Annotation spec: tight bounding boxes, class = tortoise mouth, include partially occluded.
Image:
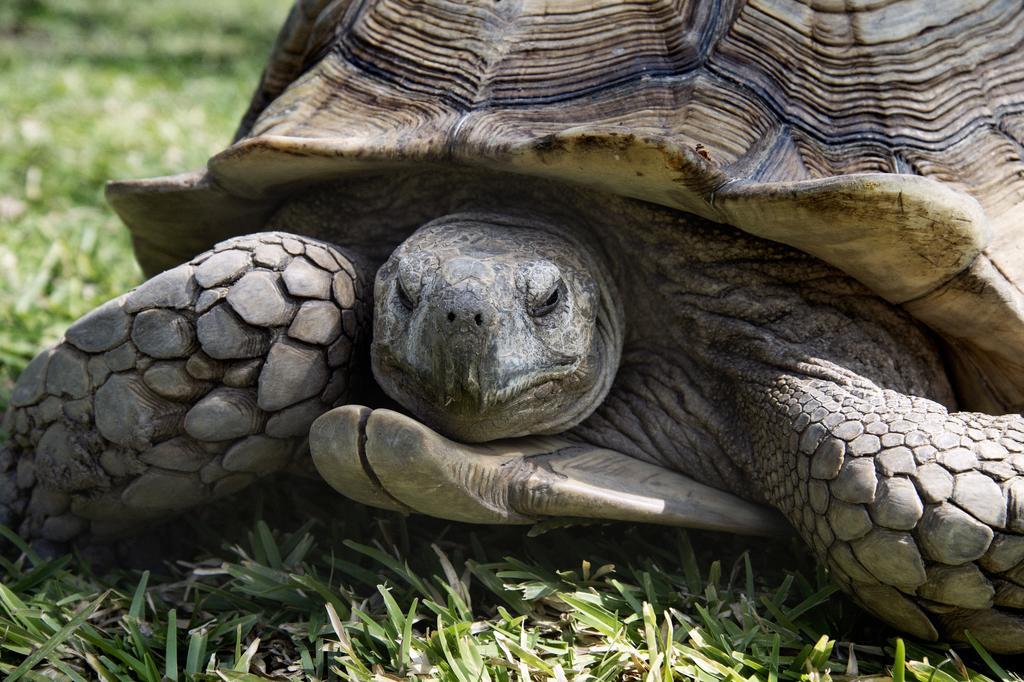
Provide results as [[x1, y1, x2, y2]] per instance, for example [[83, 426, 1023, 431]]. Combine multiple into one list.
[[371, 350, 583, 442]]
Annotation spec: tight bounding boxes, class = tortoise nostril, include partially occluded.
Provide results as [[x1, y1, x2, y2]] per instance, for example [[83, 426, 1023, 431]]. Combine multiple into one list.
[[474, 313, 483, 326], [447, 312, 456, 323]]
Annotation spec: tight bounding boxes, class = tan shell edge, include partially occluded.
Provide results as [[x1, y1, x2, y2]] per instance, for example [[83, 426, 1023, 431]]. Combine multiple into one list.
[[106, 131, 1021, 412], [106, 171, 277, 277], [198, 132, 993, 304]]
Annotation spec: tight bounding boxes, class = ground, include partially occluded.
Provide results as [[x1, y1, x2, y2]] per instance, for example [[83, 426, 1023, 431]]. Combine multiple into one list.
[[0, 0, 1020, 679]]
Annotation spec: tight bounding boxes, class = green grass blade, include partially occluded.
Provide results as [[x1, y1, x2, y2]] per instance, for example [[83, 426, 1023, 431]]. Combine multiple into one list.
[[164, 609, 178, 681], [964, 630, 1013, 681], [343, 540, 440, 600], [399, 597, 419, 673], [6, 592, 106, 682], [0, 524, 43, 565], [892, 638, 906, 682], [466, 560, 531, 616], [49, 658, 91, 682], [184, 628, 208, 675], [255, 520, 282, 570], [127, 570, 149, 622]]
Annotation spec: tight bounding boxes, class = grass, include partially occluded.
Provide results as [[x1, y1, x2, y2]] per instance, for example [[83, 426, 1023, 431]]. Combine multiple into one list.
[[0, 503, 1020, 682], [1, 495, 1016, 681], [0, 0, 282, 394], [0, 0, 1021, 679]]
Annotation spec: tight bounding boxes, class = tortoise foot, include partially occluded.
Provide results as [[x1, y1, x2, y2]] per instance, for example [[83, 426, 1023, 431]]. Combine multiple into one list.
[[764, 379, 1024, 653], [310, 405, 789, 535], [1, 232, 369, 547]]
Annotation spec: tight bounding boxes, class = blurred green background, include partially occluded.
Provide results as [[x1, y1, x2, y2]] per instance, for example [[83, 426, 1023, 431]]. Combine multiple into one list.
[[0, 0, 291, 407]]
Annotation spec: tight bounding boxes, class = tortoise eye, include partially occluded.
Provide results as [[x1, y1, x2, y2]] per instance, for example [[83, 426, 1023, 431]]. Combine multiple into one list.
[[396, 278, 416, 310], [530, 283, 561, 317], [395, 252, 437, 311]]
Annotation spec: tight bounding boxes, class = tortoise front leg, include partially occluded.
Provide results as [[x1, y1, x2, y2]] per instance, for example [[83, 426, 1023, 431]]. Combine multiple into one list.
[[1, 232, 369, 552], [308, 404, 790, 536], [739, 373, 1024, 653]]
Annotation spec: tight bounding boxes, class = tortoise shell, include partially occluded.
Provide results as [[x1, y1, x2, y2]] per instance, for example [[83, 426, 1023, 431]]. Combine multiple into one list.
[[107, 0, 1024, 414]]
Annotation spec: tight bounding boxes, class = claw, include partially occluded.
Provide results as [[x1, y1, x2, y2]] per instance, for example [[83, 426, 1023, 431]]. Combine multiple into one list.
[[310, 405, 791, 535], [308, 405, 411, 513]]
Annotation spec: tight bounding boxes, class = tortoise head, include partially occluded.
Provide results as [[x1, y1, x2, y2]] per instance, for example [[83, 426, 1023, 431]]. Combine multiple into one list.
[[370, 214, 623, 442]]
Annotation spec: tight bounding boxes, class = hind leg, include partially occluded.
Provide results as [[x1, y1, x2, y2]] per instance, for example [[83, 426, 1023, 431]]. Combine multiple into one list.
[[1, 232, 369, 552]]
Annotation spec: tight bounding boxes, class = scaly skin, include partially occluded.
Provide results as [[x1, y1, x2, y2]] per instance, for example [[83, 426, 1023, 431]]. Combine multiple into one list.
[[1, 233, 369, 552], [740, 372, 1024, 649]]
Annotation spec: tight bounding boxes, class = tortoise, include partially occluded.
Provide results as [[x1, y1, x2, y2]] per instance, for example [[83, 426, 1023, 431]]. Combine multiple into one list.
[[3, 0, 1024, 653]]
